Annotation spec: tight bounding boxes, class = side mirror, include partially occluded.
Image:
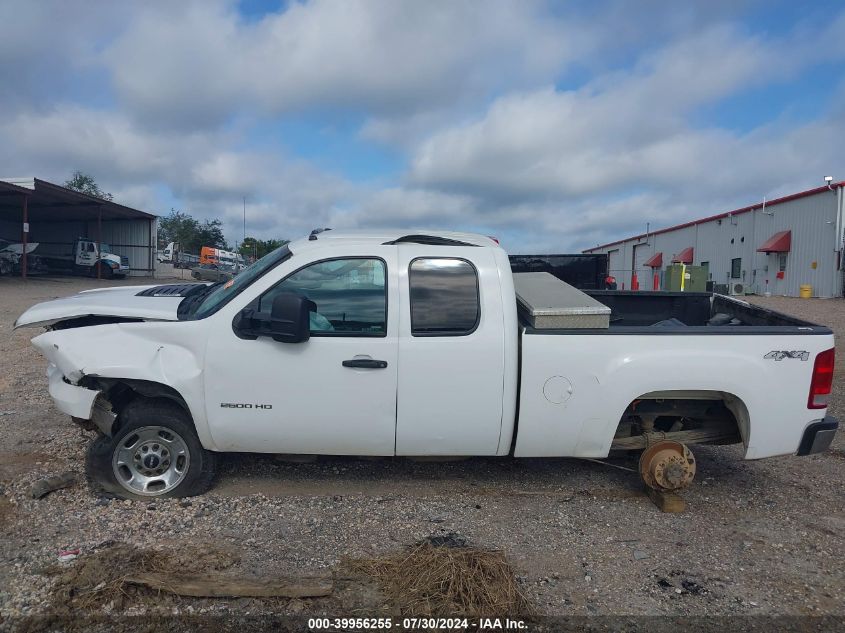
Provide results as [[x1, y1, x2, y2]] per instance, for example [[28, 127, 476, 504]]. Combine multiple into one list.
[[268, 292, 315, 343], [234, 292, 316, 343]]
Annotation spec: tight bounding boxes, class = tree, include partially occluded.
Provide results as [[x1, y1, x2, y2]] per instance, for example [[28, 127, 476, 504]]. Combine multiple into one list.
[[158, 209, 231, 253], [195, 219, 228, 251], [157, 210, 199, 251], [64, 171, 113, 201], [240, 236, 289, 260]]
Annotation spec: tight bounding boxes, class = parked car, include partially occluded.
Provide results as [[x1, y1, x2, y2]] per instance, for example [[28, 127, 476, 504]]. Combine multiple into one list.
[[190, 263, 236, 282], [15, 229, 837, 499]]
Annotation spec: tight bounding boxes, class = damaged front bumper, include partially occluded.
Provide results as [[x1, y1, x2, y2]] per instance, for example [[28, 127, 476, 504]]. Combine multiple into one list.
[[47, 364, 115, 435]]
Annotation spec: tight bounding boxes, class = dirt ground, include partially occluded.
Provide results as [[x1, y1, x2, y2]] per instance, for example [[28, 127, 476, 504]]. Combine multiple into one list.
[[1, 275, 844, 625]]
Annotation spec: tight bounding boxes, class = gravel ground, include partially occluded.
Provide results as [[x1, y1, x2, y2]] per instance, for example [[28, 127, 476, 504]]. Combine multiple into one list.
[[1, 276, 844, 624]]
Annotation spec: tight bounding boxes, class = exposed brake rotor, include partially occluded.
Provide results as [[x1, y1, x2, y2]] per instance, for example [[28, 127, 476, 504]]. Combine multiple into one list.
[[639, 440, 696, 492]]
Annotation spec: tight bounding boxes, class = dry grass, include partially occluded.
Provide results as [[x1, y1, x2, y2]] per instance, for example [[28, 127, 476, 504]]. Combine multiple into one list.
[[44, 537, 532, 619], [344, 536, 532, 617]]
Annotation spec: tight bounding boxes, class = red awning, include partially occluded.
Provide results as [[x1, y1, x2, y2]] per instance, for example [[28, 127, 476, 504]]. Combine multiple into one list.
[[757, 230, 791, 253], [672, 247, 694, 264], [644, 252, 663, 267]]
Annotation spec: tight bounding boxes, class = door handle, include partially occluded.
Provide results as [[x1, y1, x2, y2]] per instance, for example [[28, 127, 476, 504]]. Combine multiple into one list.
[[342, 359, 388, 369]]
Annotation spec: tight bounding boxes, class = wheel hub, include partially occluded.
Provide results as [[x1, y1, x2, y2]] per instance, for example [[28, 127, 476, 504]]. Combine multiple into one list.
[[136, 441, 170, 475], [639, 440, 696, 492], [112, 426, 190, 496]]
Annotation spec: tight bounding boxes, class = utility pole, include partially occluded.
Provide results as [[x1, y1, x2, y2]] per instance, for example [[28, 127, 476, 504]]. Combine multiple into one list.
[[243, 196, 246, 245]]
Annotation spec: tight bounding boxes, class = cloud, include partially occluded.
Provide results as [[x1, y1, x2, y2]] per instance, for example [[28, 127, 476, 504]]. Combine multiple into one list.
[[101, 0, 577, 131], [402, 20, 845, 248], [0, 104, 353, 241], [1, 2, 844, 254], [0, 106, 219, 182], [0, 1, 124, 109]]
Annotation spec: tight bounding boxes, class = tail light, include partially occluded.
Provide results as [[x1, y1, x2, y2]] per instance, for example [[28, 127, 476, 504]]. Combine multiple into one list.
[[808, 348, 835, 409], [487, 236, 500, 244]]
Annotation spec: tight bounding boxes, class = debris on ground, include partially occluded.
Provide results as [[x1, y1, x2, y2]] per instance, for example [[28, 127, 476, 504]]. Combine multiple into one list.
[[344, 534, 531, 616], [681, 579, 706, 595], [45, 542, 240, 611], [29, 472, 76, 499], [58, 549, 80, 563], [421, 532, 468, 548], [125, 571, 333, 598]]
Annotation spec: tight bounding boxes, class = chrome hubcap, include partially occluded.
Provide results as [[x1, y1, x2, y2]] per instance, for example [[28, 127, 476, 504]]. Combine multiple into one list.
[[112, 426, 190, 496]]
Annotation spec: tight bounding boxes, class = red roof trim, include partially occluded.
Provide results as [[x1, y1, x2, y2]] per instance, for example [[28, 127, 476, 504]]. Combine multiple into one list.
[[584, 182, 843, 252], [644, 252, 663, 267], [671, 247, 694, 264], [757, 230, 791, 253]]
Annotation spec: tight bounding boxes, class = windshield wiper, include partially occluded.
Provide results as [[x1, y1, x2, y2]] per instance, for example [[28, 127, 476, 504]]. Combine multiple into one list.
[[177, 282, 223, 320]]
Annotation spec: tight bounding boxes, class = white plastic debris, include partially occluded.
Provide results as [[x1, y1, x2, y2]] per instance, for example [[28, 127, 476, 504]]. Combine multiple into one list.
[[58, 548, 80, 562]]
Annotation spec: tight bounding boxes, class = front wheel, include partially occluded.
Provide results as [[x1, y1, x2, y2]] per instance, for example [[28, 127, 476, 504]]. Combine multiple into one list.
[[90, 263, 113, 279], [86, 399, 217, 499]]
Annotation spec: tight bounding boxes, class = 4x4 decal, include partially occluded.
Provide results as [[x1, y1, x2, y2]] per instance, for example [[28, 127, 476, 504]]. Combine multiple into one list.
[[764, 350, 809, 361]]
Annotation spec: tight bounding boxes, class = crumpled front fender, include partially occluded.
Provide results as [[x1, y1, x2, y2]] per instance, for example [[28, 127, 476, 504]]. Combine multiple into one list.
[[31, 321, 212, 447]]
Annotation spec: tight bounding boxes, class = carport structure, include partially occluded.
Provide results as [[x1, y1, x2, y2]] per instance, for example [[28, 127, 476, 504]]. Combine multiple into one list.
[[0, 178, 157, 278]]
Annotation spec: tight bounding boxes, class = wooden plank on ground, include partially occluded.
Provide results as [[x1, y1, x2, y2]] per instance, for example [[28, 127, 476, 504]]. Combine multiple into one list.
[[646, 487, 686, 513], [125, 572, 333, 598]]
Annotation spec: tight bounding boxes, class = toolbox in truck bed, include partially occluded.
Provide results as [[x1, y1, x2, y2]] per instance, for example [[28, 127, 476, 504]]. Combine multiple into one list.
[[513, 272, 611, 329]]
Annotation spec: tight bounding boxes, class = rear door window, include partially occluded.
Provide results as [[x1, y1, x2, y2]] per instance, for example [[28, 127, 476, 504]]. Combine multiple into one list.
[[409, 258, 479, 336]]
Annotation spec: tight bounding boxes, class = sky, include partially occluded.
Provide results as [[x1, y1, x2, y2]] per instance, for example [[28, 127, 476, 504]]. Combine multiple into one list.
[[1, 0, 844, 253]]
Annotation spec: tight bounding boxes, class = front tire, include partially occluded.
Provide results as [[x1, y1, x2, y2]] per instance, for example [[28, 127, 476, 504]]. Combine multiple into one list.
[[86, 399, 217, 499], [90, 263, 113, 279]]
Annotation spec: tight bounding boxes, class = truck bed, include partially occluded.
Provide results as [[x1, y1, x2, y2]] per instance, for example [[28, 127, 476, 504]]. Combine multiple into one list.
[[520, 291, 830, 335]]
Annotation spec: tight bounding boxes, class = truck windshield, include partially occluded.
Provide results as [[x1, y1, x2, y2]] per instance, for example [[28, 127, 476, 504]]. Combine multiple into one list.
[[187, 244, 291, 320]]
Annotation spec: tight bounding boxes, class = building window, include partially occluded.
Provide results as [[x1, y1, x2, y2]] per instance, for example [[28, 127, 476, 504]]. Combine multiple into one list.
[[409, 258, 480, 336], [778, 253, 787, 272], [731, 257, 742, 279]]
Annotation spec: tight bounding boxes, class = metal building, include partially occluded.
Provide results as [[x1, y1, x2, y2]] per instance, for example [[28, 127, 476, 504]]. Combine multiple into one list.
[[584, 182, 845, 297], [0, 177, 157, 277]]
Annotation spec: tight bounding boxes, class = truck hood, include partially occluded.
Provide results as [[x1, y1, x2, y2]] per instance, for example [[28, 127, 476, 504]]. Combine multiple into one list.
[[14, 283, 205, 328]]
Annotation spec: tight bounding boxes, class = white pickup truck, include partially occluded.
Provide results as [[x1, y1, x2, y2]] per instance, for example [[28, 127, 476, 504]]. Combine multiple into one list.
[[15, 230, 838, 500]]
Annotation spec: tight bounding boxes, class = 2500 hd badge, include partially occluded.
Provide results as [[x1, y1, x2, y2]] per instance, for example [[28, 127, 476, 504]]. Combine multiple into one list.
[[220, 403, 273, 409]]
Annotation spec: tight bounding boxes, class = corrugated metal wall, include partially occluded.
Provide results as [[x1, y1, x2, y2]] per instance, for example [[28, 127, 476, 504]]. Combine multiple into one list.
[[586, 189, 842, 297], [85, 218, 156, 276], [1, 217, 156, 277], [0, 218, 20, 242]]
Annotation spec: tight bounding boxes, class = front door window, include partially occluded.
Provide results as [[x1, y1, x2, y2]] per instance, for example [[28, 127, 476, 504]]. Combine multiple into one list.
[[258, 258, 387, 336]]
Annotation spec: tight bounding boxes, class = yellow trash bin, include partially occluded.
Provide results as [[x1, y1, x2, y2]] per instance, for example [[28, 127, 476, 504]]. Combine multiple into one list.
[[799, 284, 813, 299]]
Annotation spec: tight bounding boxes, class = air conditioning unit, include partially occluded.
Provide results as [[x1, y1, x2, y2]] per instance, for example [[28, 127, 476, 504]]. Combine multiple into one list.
[[729, 281, 746, 296]]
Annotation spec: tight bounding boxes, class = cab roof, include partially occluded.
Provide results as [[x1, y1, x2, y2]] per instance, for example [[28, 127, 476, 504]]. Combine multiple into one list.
[[288, 229, 500, 254]]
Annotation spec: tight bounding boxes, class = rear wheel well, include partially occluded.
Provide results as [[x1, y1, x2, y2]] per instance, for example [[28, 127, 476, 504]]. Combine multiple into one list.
[[612, 391, 746, 450]]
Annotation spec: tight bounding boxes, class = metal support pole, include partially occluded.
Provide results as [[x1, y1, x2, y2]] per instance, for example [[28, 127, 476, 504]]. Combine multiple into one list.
[[21, 194, 28, 279], [149, 218, 154, 278], [97, 206, 102, 280]]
